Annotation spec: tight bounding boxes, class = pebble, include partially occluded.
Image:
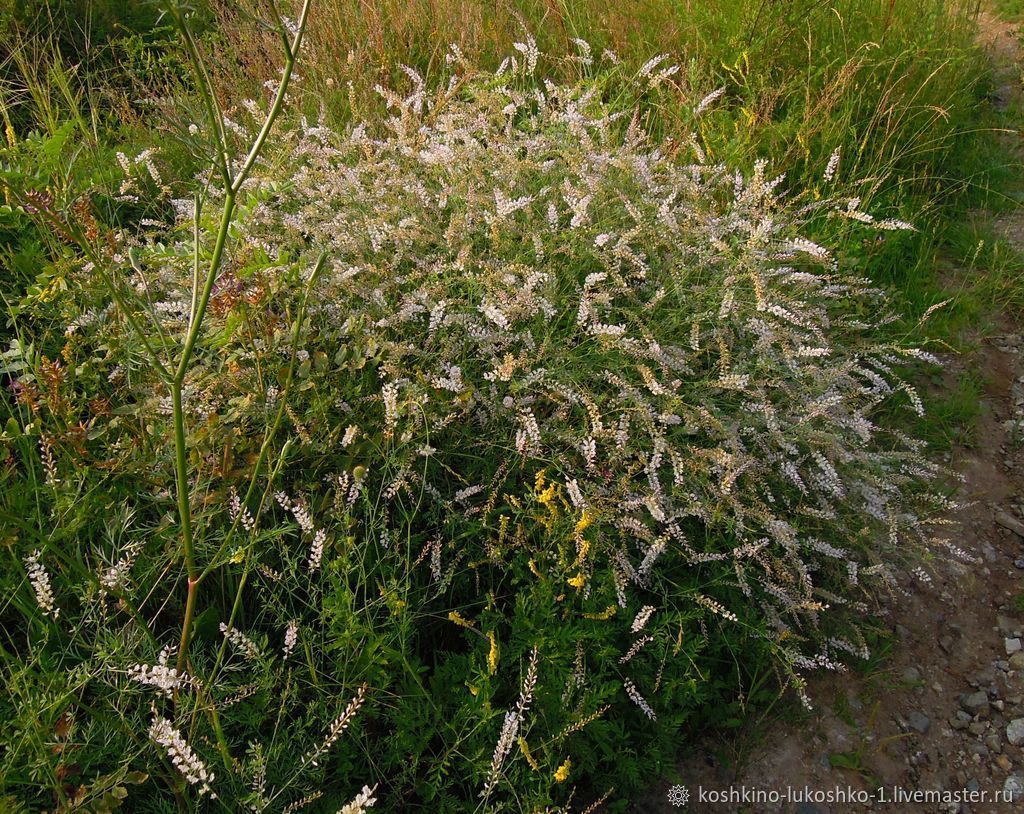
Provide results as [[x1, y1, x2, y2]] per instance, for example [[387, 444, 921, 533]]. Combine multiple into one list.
[[1009, 652, 1024, 671], [996, 754, 1014, 772], [1005, 775, 1024, 803], [902, 666, 922, 683], [998, 616, 1023, 638], [995, 510, 1024, 538], [961, 691, 991, 717], [907, 711, 932, 734], [1006, 638, 1022, 655], [967, 742, 990, 760], [970, 667, 996, 687], [1008, 718, 1024, 746]]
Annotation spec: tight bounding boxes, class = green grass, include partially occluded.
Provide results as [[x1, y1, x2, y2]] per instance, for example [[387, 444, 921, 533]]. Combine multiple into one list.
[[994, 0, 1024, 22]]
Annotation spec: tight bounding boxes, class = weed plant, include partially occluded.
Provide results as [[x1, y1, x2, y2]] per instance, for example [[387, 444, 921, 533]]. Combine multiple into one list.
[[0, 8, 969, 806]]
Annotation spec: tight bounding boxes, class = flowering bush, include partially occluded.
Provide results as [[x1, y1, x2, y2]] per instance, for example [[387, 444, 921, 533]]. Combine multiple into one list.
[[3, 45, 959, 812]]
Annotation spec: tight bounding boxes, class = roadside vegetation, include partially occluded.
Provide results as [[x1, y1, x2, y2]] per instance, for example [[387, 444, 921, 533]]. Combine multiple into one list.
[[0, 1, 1019, 812]]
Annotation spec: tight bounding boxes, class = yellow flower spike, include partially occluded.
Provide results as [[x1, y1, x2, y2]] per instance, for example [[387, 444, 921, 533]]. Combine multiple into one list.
[[229, 548, 245, 564], [448, 610, 475, 629], [575, 537, 590, 565], [573, 509, 592, 536], [554, 758, 571, 783], [486, 630, 499, 675], [537, 483, 556, 509], [528, 559, 544, 579], [583, 604, 618, 620], [518, 737, 539, 771], [534, 468, 546, 493], [567, 572, 586, 590]]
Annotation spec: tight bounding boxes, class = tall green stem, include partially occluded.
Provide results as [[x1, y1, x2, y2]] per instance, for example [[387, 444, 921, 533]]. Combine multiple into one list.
[[168, 0, 313, 682]]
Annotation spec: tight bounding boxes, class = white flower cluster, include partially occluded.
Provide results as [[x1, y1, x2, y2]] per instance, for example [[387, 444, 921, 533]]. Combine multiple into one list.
[[623, 677, 656, 721], [148, 714, 216, 797], [129, 646, 185, 697], [220, 622, 262, 661], [306, 684, 367, 768], [482, 647, 538, 797], [283, 620, 299, 659], [25, 550, 59, 619], [337, 785, 378, 814]]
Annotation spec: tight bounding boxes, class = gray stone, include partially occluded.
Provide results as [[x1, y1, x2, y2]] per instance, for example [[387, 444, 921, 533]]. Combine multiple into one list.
[[1008, 718, 1024, 745], [961, 691, 991, 717], [970, 667, 996, 687], [1009, 652, 1024, 671], [1003, 775, 1024, 804], [907, 711, 931, 734], [968, 721, 988, 735], [1006, 638, 1022, 655], [902, 666, 922, 683], [995, 510, 1024, 538], [966, 742, 990, 759]]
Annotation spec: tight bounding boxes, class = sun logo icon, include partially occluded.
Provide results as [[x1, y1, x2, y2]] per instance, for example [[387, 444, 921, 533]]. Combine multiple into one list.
[[667, 784, 690, 807]]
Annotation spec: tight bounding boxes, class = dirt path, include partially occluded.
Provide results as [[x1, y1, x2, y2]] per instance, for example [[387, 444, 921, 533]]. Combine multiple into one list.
[[645, 8, 1024, 814]]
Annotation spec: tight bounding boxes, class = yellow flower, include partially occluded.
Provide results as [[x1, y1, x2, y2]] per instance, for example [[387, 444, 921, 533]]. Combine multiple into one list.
[[486, 630, 499, 675], [448, 610, 474, 629], [583, 604, 618, 620], [518, 737, 539, 770], [554, 758, 571, 782], [567, 572, 586, 589], [574, 509, 593, 535]]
